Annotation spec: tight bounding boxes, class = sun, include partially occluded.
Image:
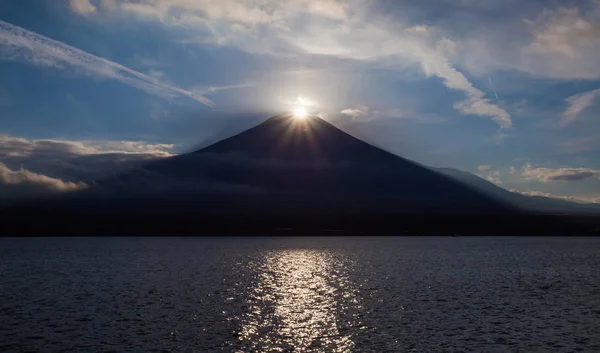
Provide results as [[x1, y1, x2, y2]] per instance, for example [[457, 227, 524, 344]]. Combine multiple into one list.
[[294, 107, 307, 119]]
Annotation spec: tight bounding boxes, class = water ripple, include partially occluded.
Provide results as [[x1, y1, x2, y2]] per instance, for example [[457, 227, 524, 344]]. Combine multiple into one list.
[[0, 236, 599, 352]]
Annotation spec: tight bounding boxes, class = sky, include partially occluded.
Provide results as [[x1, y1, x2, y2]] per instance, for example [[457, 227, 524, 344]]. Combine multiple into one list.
[[1, 0, 599, 203]]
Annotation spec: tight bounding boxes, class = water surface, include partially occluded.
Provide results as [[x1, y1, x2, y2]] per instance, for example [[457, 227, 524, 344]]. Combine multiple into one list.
[[1, 236, 599, 352]]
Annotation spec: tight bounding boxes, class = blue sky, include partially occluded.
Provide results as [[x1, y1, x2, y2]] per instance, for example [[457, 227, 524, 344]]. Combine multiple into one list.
[[1, 0, 599, 203]]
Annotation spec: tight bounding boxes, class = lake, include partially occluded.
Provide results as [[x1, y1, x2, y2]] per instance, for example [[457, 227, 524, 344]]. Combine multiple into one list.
[[1, 236, 599, 352]]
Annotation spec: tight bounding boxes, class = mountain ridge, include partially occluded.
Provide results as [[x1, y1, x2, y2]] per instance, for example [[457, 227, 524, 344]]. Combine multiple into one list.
[[2, 114, 597, 235], [83, 113, 513, 214]]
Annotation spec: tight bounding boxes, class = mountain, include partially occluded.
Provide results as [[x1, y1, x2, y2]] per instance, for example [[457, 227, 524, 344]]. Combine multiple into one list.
[[70, 114, 511, 214], [3, 114, 594, 235]]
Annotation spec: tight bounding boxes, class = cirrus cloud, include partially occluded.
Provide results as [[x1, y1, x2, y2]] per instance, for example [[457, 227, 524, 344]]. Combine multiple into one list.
[[0, 20, 213, 106], [562, 88, 600, 126], [82, 0, 513, 129]]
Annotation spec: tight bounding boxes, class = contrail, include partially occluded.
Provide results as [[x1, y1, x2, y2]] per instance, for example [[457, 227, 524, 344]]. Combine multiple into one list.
[[0, 20, 214, 106], [488, 76, 501, 104]]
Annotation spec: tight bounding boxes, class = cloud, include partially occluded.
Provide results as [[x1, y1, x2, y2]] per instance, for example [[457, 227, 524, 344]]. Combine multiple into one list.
[[419, 39, 513, 129], [117, 0, 348, 26], [0, 135, 175, 158], [520, 163, 600, 182], [0, 162, 86, 191], [93, 0, 512, 129], [0, 135, 175, 187], [0, 162, 86, 199], [475, 167, 502, 185], [69, 0, 97, 15], [527, 7, 600, 58], [511, 189, 600, 204], [562, 88, 600, 126], [0, 20, 213, 106], [295, 25, 513, 128], [192, 82, 255, 96], [485, 173, 502, 185], [340, 105, 373, 122], [339, 106, 445, 124], [519, 4, 600, 79], [426, 2, 600, 80]]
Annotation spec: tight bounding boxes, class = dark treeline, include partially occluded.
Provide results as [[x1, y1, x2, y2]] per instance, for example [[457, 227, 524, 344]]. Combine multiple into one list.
[[2, 210, 598, 236]]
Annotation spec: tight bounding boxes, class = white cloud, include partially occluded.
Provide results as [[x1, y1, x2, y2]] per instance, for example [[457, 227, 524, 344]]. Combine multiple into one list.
[[476, 167, 502, 185], [71, 0, 600, 84], [527, 7, 600, 58], [0, 20, 213, 106], [117, 0, 348, 26], [0, 135, 175, 158], [436, 2, 600, 80], [518, 4, 600, 79], [69, 0, 97, 16], [192, 82, 255, 96], [415, 38, 511, 128], [340, 105, 373, 122], [486, 173, 502, 185], [294, 26, 513, 128], [0, 135, 176, 198], [562, 88, 600, 126], [94, 0, 512, 129], [520, 163, 600, 182], [339, 106, 446, 124], [0, 162, 87, 192]]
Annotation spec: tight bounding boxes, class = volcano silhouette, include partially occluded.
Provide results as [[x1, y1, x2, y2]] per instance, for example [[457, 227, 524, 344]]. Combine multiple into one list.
[[83, 114, 511, 215], [16, 114, 572, 235]]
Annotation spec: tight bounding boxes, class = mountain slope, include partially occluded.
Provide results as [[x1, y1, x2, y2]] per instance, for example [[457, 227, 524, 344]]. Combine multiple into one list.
[[8, 114, 597, 235], [64, 114, 512, 215]]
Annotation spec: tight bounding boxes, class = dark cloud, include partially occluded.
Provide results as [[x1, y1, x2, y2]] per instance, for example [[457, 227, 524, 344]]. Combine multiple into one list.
[[521, 163, 600, 182], [0, 135, 173, 183], [548, 171, 596, 181], [0, 135, 176, 203]]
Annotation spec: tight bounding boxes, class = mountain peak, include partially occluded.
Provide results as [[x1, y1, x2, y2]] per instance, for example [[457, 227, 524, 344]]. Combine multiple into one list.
[[15, 113, 516, 218], [196, 114, 400, 164]]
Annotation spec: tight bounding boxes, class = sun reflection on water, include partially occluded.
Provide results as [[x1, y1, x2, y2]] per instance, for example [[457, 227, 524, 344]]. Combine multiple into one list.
[[235, 249, 363, 352]]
